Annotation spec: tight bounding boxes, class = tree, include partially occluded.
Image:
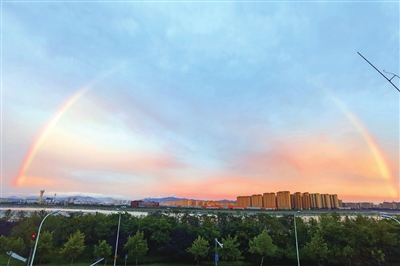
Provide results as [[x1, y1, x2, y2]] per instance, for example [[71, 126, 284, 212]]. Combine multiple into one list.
[[0, 235, 9, 253], [138, 216, 171, 248], [0, 235, 25, 266], [219, 235, 243, 265], [196, 214, 220, 244], [124, 231, 148, 266], [59, 230, 86, 265], [15, 211, 27, 221], [343, 245, 355, 266], [187, 236, 210, 265], [303, 231, 328, 266], [371, 249, 385, 266], [94, 240, 112, 266], [1, 209, 14, 222], [317, 213, 347, 264], [249, 231, 277, 266], [0, 235, 25, 253], [36, 231, 53, 266]]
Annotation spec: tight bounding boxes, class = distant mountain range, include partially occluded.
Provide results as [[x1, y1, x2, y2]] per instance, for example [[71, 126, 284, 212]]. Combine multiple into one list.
[[7, 195, 116, 202], [5, 195, 236, 203], [143, 197, 236, 203]]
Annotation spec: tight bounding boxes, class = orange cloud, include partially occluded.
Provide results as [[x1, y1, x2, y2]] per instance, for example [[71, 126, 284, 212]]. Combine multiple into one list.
[[166, 131, 397, 202]]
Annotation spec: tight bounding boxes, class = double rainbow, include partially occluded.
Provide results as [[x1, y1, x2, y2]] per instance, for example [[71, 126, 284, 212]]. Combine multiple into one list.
[[14, 89, 396, 198]]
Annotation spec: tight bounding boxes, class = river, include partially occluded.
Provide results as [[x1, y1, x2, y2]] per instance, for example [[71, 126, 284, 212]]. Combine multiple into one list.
[[0, 206, 148, 217]]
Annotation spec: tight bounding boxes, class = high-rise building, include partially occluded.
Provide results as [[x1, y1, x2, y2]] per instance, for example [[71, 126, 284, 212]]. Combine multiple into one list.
[[330, 194, 339, 209], [193, 200, 204, 206], [380, 202, 396, 209], [359, 202, 374, 209], [310, 193, 322, 209], [302, 192, 311, 210], [176, 199, 192, 206], [321, 194, 332, 209], [290, 194, 295, 209], [206, 200, 232, 206], [237, 196, 251, 207], [263, 192, 276, 208], [292, 192, 303, 209], [251, 194, 263, 207], [344, 202, 360, 209], [165, 200, 176, 206], [276, 191, 291, 210]]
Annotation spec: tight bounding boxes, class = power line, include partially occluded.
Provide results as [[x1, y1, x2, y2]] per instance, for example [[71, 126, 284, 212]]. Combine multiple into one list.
[[357, 52, 399, 92]]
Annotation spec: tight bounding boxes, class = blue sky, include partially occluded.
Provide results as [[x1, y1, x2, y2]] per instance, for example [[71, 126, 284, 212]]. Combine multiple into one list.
[[1, 1, 399, 203]]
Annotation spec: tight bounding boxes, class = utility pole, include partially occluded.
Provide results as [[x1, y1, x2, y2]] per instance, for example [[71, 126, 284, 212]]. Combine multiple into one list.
[[215, 238, 223, 266], [113, 212, 121, 266]]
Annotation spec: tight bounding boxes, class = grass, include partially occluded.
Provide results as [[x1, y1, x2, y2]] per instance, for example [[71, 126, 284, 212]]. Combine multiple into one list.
[[0, 255, 251, 266], [3, 255, 400, 266]]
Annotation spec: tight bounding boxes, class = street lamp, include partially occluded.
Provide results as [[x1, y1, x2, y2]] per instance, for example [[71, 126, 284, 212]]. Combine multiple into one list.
[[381, 214, 400, 225], [294, 211, 300, 266], [30, 210, 60, 266], [214, 238, 223, 266], [113, 211, 122, 266]]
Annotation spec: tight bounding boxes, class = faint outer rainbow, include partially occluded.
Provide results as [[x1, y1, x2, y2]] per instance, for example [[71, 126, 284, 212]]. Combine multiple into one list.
[[331, 97, 393, 182], [14, 85, 90, 186]]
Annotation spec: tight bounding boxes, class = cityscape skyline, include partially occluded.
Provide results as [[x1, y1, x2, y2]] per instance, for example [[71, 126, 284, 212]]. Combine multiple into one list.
[[2, 2, 399, 203], [3, 189, 400, 207], [2, 190, 400, 211]]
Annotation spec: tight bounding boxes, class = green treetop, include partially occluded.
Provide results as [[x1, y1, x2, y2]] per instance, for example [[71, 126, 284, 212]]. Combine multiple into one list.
[[187, 236, 210, 265]]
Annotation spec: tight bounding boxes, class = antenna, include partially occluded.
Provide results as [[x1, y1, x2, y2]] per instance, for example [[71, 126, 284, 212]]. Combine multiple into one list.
[[357, 52, 399, 92], [383, 69, 400, 81]]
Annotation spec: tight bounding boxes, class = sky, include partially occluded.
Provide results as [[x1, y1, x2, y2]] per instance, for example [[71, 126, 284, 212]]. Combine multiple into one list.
[[1, 1, 399, 203]]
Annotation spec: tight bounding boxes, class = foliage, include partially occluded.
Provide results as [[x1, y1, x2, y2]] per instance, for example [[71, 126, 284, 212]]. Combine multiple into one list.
[[303, 230, 328, 265], [124, 231, 148, 266], [93, 240, 112, 266], [36, 231, 54, 265], [0, 235, 25, 253], [59, 230, 86, 265], [140, 216, 171, 244], [249, 231, 277, 266], [187, 236, 210, 265], [0, 235, 9, 253], [2, 209, 400, 266], [2, 209, 14, 222], [219, 235, 243, 264]]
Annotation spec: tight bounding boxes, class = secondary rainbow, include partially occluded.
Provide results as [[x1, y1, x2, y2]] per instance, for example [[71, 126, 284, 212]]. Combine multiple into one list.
[[331, 96, 393, 182]]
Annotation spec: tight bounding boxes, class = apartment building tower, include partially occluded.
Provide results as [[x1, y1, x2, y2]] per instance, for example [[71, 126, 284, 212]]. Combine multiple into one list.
[[251, 194, 263, 207], [330, 194, 340, 209], [276, 191, 291, 210], [292, 192, 303, 209], [321, 194, 332, 209], [310, 193, 322, 209], [263, 192, 277, 208], [302, 192, 311, 210], [237, 196, 252, 207]]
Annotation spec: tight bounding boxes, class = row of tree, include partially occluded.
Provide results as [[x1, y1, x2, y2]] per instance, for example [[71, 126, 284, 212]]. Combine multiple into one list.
[[0, 209, 399, 265]]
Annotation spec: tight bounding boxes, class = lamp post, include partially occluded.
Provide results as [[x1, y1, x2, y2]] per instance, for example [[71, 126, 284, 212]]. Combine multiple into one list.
[[294, 211, 300, 266], [381, 214, 400, 225], [30, 210, 60, 266], [214, 238, 223, 266], [113, 211, 122, 266]]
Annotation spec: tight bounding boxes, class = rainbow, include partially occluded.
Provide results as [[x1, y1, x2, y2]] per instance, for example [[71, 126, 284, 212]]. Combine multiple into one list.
[[331, 96, 393, 182], [14, 67, 121, 186], [14, 85, 90, 186]]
